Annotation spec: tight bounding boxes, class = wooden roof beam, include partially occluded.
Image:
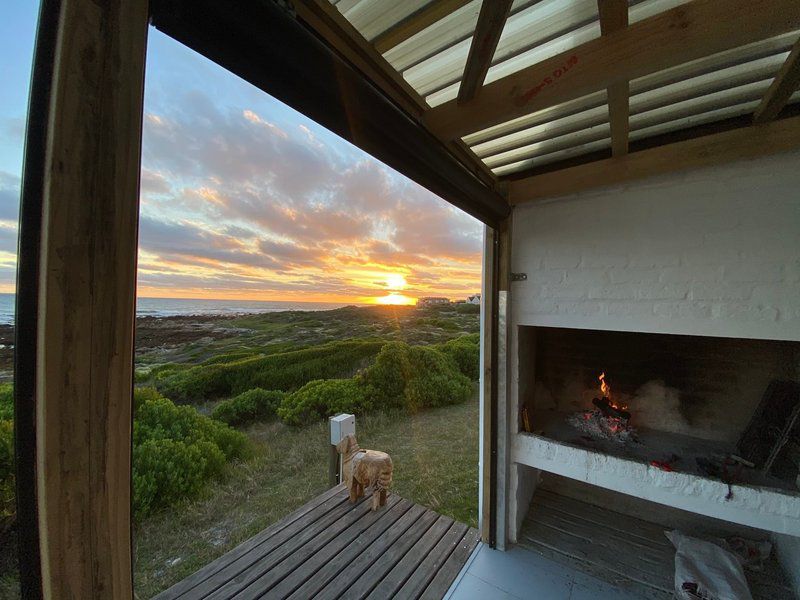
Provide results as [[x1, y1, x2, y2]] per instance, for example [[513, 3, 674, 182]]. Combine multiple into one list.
[[507, 115, 800, 204], [372, 0, 473, 54], [753, 38, 800, 123], [425, 0, 800, 140], [457, 0, 513, 104], [598, 0, 629, 157], [294, 0, 500, 190]]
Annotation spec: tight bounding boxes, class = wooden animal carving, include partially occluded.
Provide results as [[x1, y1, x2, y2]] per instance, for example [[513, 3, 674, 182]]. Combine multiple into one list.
[[336, 434, 393, 510]]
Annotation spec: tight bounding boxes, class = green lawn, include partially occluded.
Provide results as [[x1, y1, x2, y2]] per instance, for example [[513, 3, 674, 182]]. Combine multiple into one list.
[[133, 397, 479, 598]]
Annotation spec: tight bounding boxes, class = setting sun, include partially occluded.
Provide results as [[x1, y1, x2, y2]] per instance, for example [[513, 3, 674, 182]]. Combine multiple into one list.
[[375, 292, 415, 306], [385, 273, 407, 290]]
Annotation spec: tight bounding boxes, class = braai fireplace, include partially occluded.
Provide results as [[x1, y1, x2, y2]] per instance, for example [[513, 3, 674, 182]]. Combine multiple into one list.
[[509, 325, 800, 538]]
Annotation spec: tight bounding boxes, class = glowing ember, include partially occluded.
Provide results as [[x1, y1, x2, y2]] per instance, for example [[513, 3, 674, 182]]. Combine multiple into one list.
[[567, 371, 635, 443]]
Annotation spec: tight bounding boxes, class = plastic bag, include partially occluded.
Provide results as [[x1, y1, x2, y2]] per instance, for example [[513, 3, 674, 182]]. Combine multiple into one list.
[[665, 530, 753, 600]]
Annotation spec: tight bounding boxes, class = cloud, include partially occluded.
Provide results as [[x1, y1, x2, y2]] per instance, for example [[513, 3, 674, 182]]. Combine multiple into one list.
[[137, 84, 483, 301], [0, 172, 20, 223]]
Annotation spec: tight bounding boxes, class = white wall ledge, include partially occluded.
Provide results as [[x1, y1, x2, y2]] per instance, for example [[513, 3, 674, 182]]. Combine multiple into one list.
[[512, 432, 800, 537]]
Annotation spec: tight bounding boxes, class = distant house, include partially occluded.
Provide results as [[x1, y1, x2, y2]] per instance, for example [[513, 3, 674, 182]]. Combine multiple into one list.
[[467, 294, 481, 305], [417, 297, 450, 307]]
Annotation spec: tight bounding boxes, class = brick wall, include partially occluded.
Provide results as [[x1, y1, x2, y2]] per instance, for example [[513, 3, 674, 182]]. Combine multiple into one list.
[[511, 149, 800, 341]]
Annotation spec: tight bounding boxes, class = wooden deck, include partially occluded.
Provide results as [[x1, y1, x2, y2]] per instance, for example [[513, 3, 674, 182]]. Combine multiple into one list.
[[155, 485, 480, 600], [518, 489, 794, 600]]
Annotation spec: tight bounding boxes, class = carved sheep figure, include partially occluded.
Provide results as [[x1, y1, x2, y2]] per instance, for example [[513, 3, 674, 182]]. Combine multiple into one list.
[[336, 434, 392, 510]]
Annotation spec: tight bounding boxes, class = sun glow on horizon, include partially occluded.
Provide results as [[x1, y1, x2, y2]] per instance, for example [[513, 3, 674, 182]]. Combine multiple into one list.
[[374, 292, 415, 306]]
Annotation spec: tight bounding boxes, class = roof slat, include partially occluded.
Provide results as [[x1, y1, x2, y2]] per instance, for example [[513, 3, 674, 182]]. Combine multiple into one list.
[[424, 0, 800, 140], [507, 114, 800, 203], [373, 0, 473, 53]]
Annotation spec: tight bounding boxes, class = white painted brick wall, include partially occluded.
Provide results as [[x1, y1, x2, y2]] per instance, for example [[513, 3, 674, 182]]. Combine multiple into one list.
[[511, 149, 800, 341]]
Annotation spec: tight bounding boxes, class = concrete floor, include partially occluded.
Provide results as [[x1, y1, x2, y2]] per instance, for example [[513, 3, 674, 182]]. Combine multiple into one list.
[[444, 543, 644, 600]]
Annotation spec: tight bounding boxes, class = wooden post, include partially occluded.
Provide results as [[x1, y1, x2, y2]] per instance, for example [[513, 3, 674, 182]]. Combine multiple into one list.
[[28, 1, 148, 597], [329, 414, 355, 488], [329, 444, 340, 488]]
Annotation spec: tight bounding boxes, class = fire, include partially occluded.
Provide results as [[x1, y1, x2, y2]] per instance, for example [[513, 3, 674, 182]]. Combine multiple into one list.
[[599, 371, 627, 411], [598, 372, 610, 398]]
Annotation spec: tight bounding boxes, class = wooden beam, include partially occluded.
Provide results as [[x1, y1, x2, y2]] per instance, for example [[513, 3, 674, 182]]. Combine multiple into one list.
[[425, 0, 800, 140], [508, 115, 800, 203], [150, 0, 510, 226], [598, 0, 629, 156], [293, 0, 500, 190], [754, 38, 800, 123], [32, 0, 148, 597], [457, 0, 513, 103], [373, 0, 473, 54]]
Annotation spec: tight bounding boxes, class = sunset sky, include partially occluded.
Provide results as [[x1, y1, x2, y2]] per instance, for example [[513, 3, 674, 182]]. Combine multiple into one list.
[[0, 4, 483, 305]]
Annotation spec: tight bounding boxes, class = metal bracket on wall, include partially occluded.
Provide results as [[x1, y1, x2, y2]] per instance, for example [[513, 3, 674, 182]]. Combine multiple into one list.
[[510, 273, 527, 282]]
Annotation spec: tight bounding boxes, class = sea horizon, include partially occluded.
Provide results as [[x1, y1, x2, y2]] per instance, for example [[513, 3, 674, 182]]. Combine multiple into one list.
[[0, 293, 373, 325]]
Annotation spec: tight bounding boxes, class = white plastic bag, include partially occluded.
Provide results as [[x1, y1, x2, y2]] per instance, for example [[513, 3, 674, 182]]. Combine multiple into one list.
[[665, 530, 753, 600]]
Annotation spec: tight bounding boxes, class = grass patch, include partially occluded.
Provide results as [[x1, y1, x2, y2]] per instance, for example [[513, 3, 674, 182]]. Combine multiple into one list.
[[133, 396, 478, 598]]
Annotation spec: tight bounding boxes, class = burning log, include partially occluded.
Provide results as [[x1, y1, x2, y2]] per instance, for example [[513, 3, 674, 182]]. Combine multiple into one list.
[[592, 396, 631, 421]]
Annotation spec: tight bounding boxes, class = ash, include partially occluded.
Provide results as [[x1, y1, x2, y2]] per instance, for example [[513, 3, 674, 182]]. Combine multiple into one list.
[[568, 410, 636, 444]]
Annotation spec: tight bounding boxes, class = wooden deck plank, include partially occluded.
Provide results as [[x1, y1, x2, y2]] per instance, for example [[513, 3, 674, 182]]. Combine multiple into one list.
[[365, 515, 454, 600], [529, 505, 674, 559], [264, 495, 405, 598], [533, 489, 673, 547], [394, 521, 469, 599], [156, 488, 479, 600], [202, 494, 372, 599], [282, 496, 418, 600], [419, 528, 480, 600], [154, 485, 345, 599], [236, 494, 403, 599], [343, 509, 441, 599], [314, 503, 430, 600]]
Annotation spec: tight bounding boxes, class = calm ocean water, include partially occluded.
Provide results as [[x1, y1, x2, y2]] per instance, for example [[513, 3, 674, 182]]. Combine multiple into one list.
[[0, 293, 357, 326]]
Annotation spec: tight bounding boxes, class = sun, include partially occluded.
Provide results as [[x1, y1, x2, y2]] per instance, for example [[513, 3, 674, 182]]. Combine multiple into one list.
[[385, 273, 407, 290], [376, 292, 415, 306]]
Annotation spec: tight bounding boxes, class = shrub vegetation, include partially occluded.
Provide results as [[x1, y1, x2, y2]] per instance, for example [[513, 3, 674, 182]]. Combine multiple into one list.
[[438, 333, 480, 380], [157, 340, 383, 403], [133, 388, 249, 519], [277, 339, 476, 426], [363, 341, 473, 413], [211, 388, 285, 427], [278, 379, 371, 426], [0, 419, 13, 522], [0, 384, 12, 420]]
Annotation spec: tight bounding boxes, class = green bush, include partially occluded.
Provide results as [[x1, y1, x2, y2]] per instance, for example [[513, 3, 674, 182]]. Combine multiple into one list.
[[132, 388, 249, 519], [278, 379, 371, 426], [0, 384, 12, 420], [438, 334, 480, 380], [157, 340, 384, 403], [0, 420, 13, 521], [211, 388, 285, 427], [363, 342, 473, 413], [133, 438, 225, 519], [455, 303, 480, 314]]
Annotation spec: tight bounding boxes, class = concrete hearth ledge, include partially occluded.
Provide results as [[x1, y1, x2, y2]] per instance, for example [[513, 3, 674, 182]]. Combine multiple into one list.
[[513, 432, 800, 536]]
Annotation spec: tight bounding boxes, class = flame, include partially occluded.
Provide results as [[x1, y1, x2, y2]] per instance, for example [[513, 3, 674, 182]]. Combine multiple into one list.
[[599, 371, 627, 411], [599, 372, 610, 398]]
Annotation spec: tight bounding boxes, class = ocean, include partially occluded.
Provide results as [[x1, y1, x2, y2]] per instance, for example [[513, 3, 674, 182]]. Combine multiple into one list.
[[0, 293, 358, 326]]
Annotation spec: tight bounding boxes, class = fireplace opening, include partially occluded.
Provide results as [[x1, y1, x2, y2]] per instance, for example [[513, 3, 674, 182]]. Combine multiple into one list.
[[518, 326, 800, 493]]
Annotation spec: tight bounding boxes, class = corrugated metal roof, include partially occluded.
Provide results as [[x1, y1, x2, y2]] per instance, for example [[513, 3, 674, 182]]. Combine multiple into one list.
[[328, 0, 800, 178]]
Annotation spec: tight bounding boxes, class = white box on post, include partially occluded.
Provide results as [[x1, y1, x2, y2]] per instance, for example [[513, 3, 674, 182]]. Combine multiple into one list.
[[330, 413, 355, 445]]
